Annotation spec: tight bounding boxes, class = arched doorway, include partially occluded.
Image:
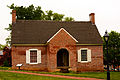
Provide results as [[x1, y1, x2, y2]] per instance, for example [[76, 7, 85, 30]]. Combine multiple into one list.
[[57, 49, 69, 67]]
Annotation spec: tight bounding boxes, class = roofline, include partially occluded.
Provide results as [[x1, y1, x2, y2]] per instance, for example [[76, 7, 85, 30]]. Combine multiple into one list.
[[12, 44, 102, 46], [76, 44, 103, 46], [12, 44, 47, 46], [47, 28, 78, 42], [16, 20, 91, 23]]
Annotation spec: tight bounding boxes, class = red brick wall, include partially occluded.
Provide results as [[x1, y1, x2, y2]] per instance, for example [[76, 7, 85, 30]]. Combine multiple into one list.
[[76, 45, 104, 72], [11, 29, 103, 72], [47, 29, 77, 72], [11, 45, 104, 72], [11, 46, 47, 71]]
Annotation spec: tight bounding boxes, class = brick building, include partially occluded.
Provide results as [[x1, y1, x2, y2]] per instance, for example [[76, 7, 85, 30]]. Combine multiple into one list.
[[11, 10, 103, 72]]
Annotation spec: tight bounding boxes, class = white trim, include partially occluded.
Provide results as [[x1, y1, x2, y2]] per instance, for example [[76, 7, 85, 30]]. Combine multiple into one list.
[[47, 28, 78, 42], [77, 48, 92, 63], [26, 50, 30, 63], [80, 48, 88, 50], [80, 61, 89, 63], [29, 63, 38, 64], [37, 50, 41, 63], [87, 49, 91, 62], [77, 50, 81, 62], [26, 49, 41, 64], [29, 49, 38, 64], [29, 49, 38, 51]]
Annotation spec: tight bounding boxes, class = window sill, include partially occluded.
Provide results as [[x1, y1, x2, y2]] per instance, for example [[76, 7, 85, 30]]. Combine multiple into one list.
[[29, 63, 38, 64], [78, 61, 91, 63]]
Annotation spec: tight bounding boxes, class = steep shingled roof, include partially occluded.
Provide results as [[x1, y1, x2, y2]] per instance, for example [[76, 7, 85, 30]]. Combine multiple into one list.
[[11, 20, 103, 44]]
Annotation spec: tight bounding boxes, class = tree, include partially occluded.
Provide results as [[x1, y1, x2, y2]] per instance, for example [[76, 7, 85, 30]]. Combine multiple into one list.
[[7, 4, 74, 21], [0, 44, 6, 50], [5, 23, 12, 45], [5, 4, 74, 45], [103, 31, 120, 71], [45, 10, 53, 20], [64, 17, 74, 21], [45, 10, 64, 21], [8, 4, 45, 20]]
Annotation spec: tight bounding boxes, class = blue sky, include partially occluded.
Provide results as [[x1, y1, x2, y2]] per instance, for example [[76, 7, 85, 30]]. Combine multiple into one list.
[[0, 0, 120, 44]]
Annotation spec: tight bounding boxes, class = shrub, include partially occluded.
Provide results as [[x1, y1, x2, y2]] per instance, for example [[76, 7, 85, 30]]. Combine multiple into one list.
[[3, 60, 9, 67]]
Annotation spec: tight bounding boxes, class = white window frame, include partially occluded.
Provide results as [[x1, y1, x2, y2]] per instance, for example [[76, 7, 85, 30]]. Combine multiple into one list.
[[26, 49, 41, 64], [78, 48, 91, 63]]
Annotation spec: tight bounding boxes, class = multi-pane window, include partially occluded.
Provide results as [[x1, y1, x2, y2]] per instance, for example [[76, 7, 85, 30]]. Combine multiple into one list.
[[81, 50, 87, 61], [30, 50, 37, 63], [78, 48, 91, 62]]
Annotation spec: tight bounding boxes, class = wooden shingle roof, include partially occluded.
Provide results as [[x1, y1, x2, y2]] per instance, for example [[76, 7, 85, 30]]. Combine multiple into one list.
[[11, 20, 103, 44]]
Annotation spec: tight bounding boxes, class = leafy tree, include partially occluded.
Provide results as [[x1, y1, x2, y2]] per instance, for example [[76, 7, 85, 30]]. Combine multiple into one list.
[[7, 4, 74, 21], [5, 4, 74, 45], [5, 24, 12, 31], [5, 24, 12, 45], [45, 10, 64, 21], [3, 59, 9, 67], [64, 17, 74, 21], [45, 10, 53, 20], [0, 44, 6, 50], [8, 4, 45, 20], [103, 31, 120, 71]]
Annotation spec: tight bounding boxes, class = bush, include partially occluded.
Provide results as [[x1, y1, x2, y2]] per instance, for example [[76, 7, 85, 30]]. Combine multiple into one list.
[[3, 60, 9, 67]]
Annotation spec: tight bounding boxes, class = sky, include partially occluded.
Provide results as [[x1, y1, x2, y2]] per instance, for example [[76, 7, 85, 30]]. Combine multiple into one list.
[[0, 0, 120, 45]]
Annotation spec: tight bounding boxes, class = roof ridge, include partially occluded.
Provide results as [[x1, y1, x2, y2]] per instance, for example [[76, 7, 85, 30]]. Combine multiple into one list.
[[16, 20, 91, 23]]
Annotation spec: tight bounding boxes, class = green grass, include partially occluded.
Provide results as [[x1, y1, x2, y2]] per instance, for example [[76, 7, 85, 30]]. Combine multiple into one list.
[[0, 67, 11, 70], [27, 71, 120, 80], [0, 67, 120, 80], [0, 71, 78, 80]]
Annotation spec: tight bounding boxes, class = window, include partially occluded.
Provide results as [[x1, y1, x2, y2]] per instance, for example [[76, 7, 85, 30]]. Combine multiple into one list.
[[78, 48, 91, 63], [81, 50, 87, 61], [26, 49, 41, 64], [30, 50, 37, 63]]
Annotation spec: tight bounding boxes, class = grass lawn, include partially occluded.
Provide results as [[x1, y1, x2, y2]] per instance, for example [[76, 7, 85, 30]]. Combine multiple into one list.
[[0, 71, 78, 80], [29, 71, 120, 80], [0, 67, 10, 70], [0, 67, 120, 80]]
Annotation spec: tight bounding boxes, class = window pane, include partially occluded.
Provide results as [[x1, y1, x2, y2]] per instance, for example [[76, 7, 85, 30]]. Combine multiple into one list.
[[81, 50, 87, 61], [30, 50, 37, 63]]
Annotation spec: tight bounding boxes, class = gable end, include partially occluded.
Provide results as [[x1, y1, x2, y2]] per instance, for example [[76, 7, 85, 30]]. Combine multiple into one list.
[[47, 28, 78, 43]]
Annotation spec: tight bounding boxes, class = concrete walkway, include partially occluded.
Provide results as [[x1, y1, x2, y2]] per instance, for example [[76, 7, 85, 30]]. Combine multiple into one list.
[[0, 70, 104, 80]]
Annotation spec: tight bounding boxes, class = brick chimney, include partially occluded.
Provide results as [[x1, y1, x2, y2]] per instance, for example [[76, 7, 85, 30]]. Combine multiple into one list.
[[12, 10, 16, 23], [89, 13, 95, 24]]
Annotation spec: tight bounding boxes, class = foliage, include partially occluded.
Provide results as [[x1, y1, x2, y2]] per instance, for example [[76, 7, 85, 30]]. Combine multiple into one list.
[[5, 24, 12, 31], [0, 66, 11, 70], [4, 24, 12, 45], [64, 17, 74, 21], [45, 10, 64, 21], [0, 44, 6, 50], [3, 60, 9, 67], [8, 4, 45, 20], [5, 4, 74, 45], [7, 4, 74, 21], [5, 35, 11, 45], [103, 31, 120, 71]]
